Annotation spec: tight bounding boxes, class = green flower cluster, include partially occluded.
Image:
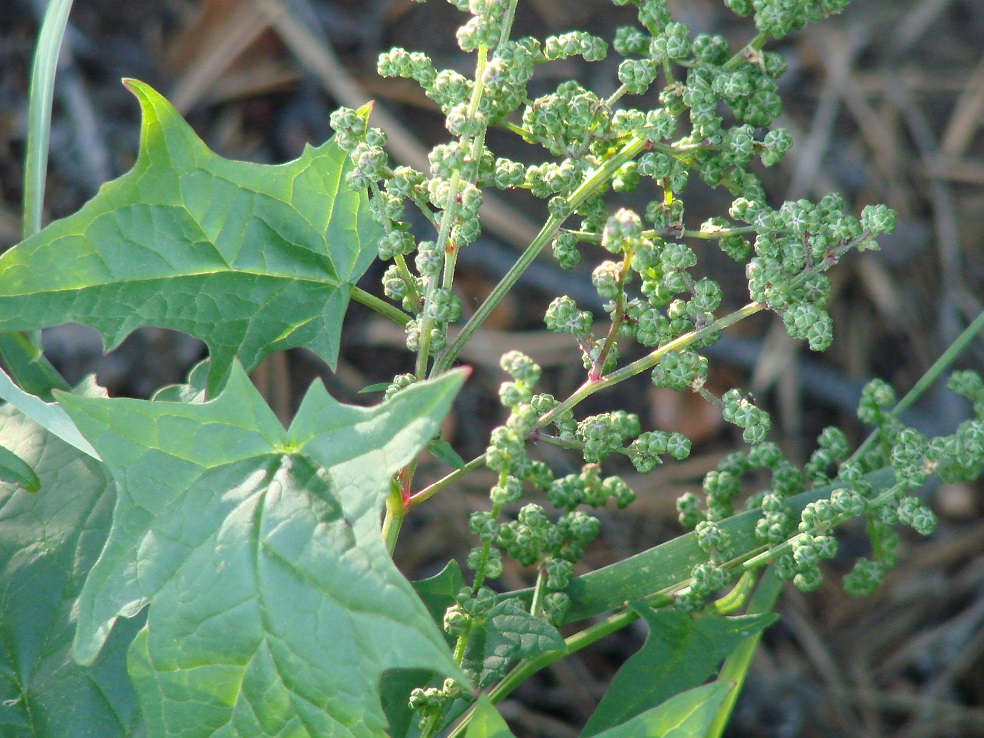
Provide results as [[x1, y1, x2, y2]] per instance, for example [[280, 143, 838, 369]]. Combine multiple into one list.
[[575, 410, 641, 463], [693, 370, 984, 598], [471, 352, 657, 627], [338, 0, 984, 732], [675, 518, 737, 611], [725, 0, 852, 39], [738, 195, 894, 351], [722, 389, 772, 444], [627, 429, 691, 472]]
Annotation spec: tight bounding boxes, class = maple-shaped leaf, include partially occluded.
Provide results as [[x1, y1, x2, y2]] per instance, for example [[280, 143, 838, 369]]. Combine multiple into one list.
[[58, 364, 467, 738], [0, 79, 380, 395], [0, 383, 143, 737]]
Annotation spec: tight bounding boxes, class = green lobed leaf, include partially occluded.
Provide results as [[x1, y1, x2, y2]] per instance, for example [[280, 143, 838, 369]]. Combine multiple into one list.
[[0, 79, 380, 395], [414, 561, 468, 623], [591, 681, 735, 738], [463, 599, 566, 689], [0, 385, 144, 737], [463, 697, 516, 738], [59, 363, 467, 738], [581, 605, 775, 736], [148, 358, 209, 403], [380, 561, 467, 738], [413, 600, 568, 738]]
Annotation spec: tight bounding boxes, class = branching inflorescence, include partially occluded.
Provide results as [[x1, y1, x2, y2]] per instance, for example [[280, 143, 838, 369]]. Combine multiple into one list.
[[329, 0, 984, 731]]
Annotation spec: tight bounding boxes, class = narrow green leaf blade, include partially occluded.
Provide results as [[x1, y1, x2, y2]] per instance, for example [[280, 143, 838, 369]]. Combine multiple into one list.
[[359, 382, 391, 395], [531, 468, 897, 625], [0, 332, 70, 399], [22, 0, 74, 238], [591, 682, 734, 738], [0, 79, 381, 393], [464, 697, 517, 738], [0, 363, 98, 458], [0, 392, 143, 737], [60, 363, 467, 737], [582, 605, 775, 737], [428, 438, 466, 469], [0, 445, 40, 492]]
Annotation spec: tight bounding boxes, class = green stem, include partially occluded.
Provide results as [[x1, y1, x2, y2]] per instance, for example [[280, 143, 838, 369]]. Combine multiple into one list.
[[851, 307, 984, 464], [433, 135, 649, 375], [349, 285, 411, 326], [706, 566, 782, 738], [724, 30, 771, 72], [528, 567, 547, 617], [605, 83, 631, 108], [590, 251, 632, 378], [416, 161, 467, 377], [684, 225, 757, 240], [381, 482, 405, 556], [538, 301, 764, 428], [406, 454, 486, 509], [497, 119, 535, 139], [565, 225, 756, 244]]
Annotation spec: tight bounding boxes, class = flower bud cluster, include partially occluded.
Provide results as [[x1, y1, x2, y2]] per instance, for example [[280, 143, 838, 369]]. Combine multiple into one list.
[[804, 426, 850, 484], [409, 677, 468, 727], [726, 0, 851, 40], [523, 81, 610, 157], [496, 503, 599, 624], [652, 350, 708, 392], [929, 371, 984, 483], [733, 193, 894, 351], [627, 429, 692, 473], [721, 389, 772, 444], [544, 296, 593, 337], [575, 410, 641, 463], [766, 371, 984, 597], [485, 353, 549, 479], [547, 463, 636, 510]]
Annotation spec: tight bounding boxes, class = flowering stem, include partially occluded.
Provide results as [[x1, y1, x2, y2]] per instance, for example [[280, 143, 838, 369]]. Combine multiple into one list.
[[538, 301, 764, 428], [850, 307, 984, 464], [724, 30, 771, 72], [433, 134, 649, 375], [415, 40, 489, 377], [591, 250, 632, 377]]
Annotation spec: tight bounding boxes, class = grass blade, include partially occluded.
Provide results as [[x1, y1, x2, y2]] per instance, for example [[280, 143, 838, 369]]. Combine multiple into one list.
[[23, 0, 75, 239]]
